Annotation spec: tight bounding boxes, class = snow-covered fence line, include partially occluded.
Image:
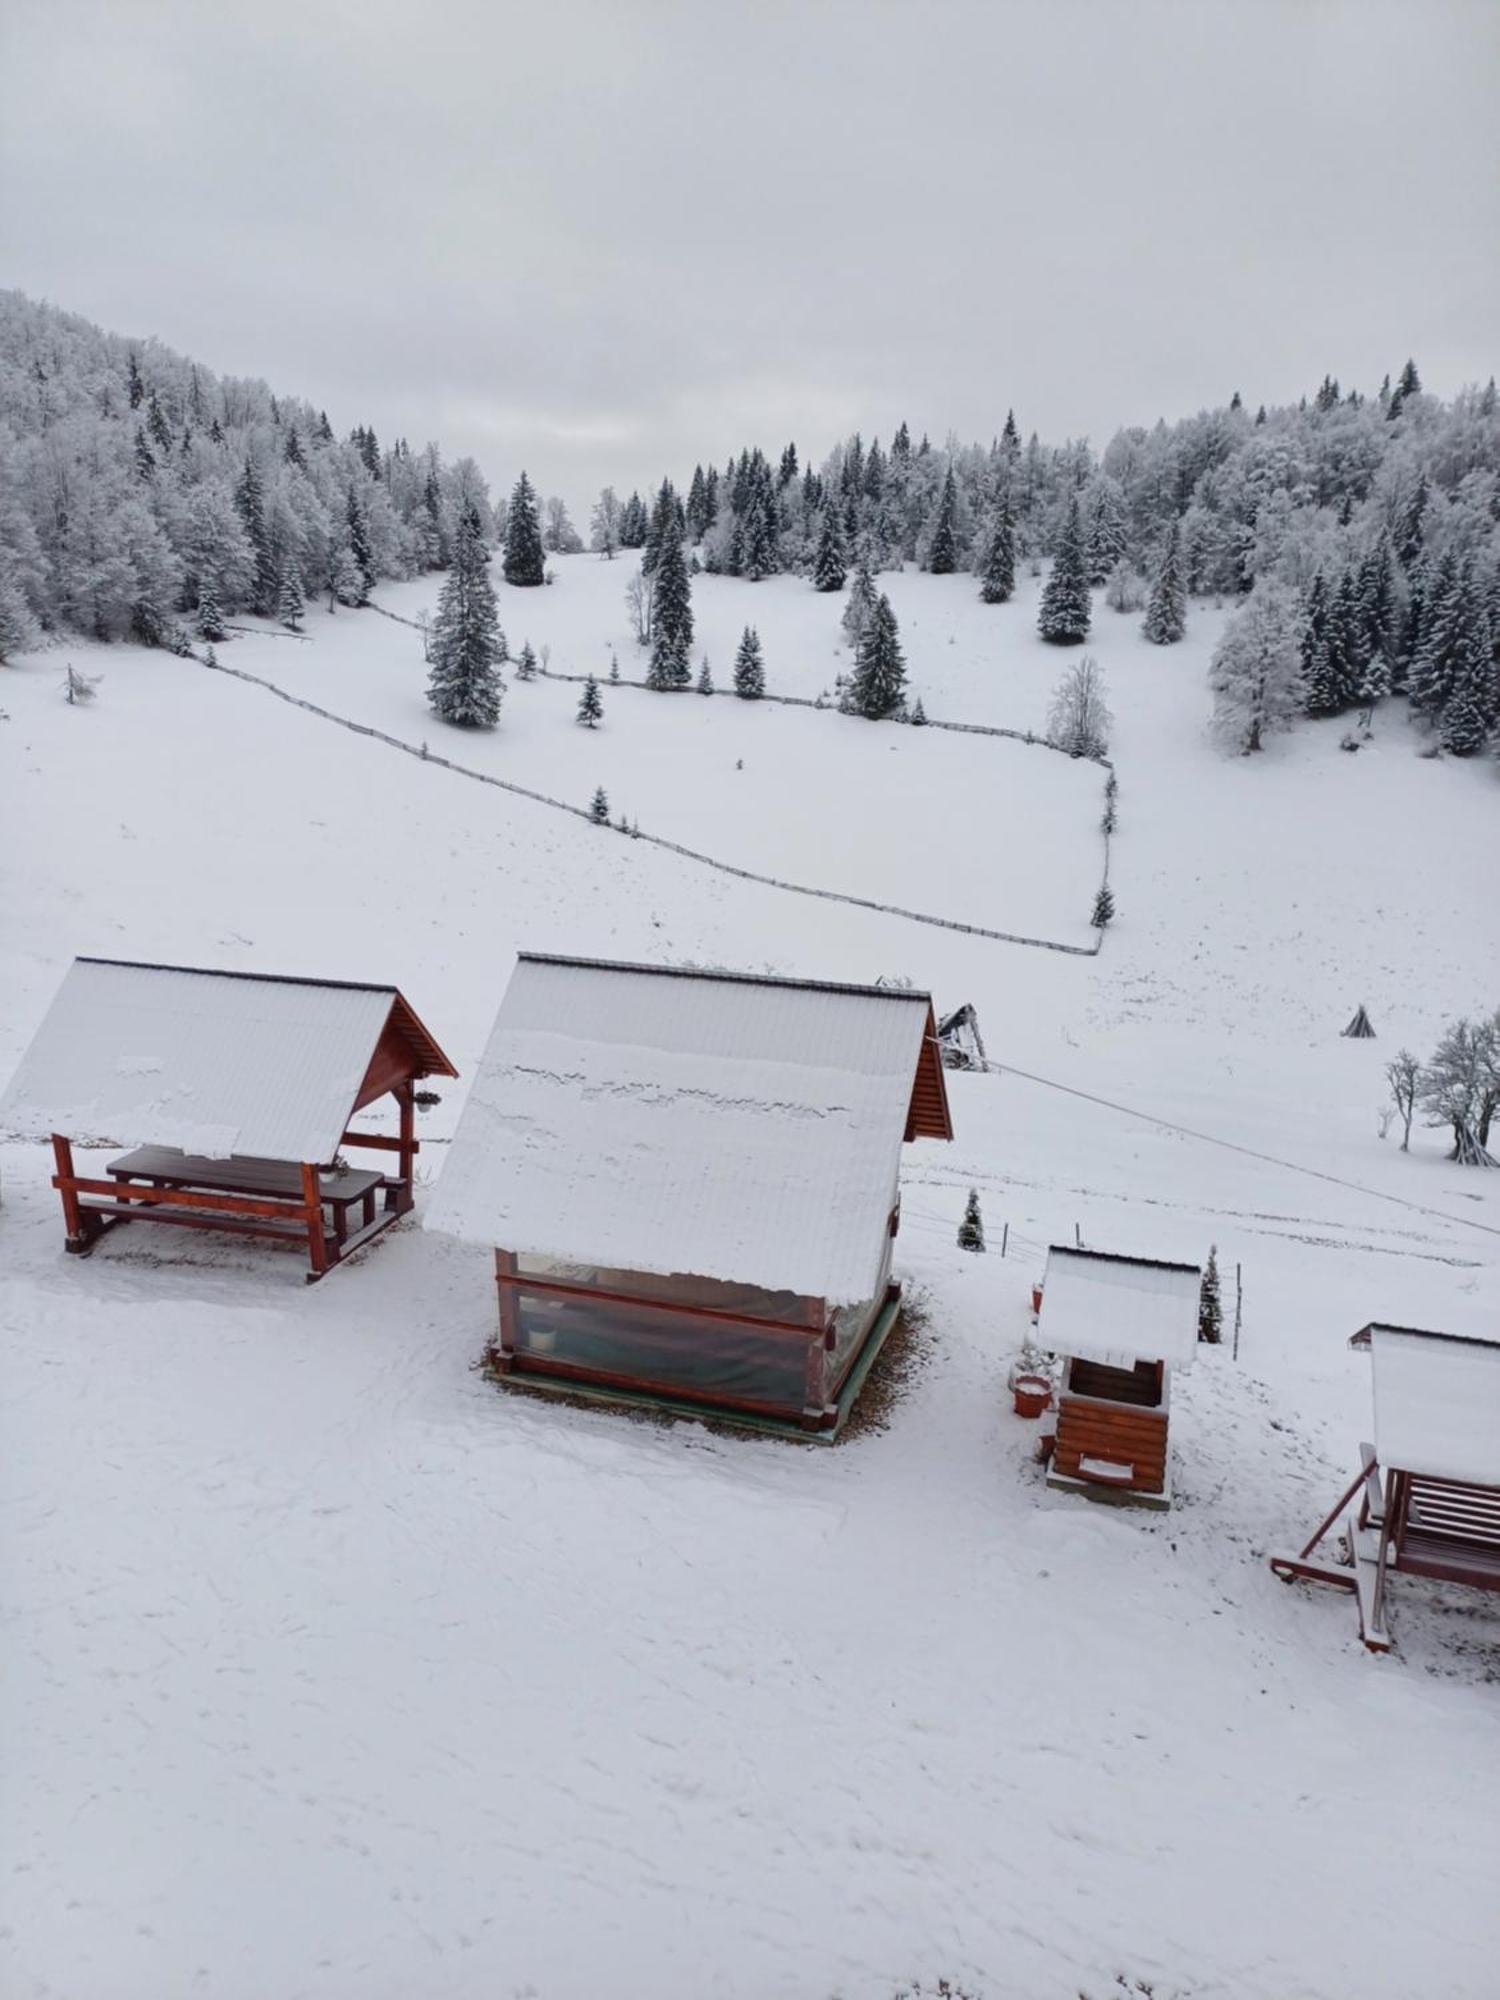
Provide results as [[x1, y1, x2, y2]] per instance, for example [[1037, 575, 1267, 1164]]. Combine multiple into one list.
[[187, 647, 1104, 956]]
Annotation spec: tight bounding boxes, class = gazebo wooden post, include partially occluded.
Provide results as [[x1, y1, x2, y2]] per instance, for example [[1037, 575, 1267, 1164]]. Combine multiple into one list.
[[1371, 1467, 1398, 1634], [393, 1082, 417, 1212], [493, 1250, 520, 1370], [300, 1162, 330, 1279], [51, 1132, 85, 1242]]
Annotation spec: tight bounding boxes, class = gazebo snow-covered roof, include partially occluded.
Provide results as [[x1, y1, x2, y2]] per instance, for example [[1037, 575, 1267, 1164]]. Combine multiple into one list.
[[1039, 1245, 1202, 1371], [426, 953, 953, 1305], [1352, 1323, 1500, 1488], [0, 957, 454, 1163]]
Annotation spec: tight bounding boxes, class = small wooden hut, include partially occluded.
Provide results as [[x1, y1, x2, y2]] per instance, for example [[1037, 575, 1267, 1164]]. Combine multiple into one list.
[[425, 953, 953, 1437], [0, 957, 456, 1281], [1271, 1323, 1500, 1650], [1037, 1245, 1202, 1508]]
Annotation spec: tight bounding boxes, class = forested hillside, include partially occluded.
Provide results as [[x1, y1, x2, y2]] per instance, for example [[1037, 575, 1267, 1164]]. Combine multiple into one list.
[[0, 291, 494, 656]]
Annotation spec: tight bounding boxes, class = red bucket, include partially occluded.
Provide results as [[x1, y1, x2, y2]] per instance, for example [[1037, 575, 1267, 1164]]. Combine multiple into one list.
[[1013, 1372, 1052, 1419]]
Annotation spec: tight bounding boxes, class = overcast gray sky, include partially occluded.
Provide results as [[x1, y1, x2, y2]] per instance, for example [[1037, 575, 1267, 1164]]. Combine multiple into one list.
[[3, 0, 1496, 507]]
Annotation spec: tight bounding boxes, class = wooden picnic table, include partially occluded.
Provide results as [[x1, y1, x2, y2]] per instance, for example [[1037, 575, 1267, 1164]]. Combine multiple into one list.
[[106, 1147, 385, 1242]]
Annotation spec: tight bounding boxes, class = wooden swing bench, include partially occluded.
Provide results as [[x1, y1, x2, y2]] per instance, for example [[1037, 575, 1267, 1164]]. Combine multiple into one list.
[[1271, 1325, 1500, 1652]]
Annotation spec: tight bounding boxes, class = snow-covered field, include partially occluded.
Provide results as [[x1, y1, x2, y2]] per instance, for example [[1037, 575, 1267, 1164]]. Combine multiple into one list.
[[2, 557, 1498, 2000]]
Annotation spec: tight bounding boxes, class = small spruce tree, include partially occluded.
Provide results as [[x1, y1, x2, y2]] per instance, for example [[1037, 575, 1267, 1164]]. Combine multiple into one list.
[[812, 509, 848, 592], [426, 501, 504, 728], [196, 578, 226, 643], [278, 561, 304, 632], [957, 1188, 985, 1252], [502, 471, 546, 586], [1198, 1248, 1222, 1343], [647, 528, 693, 689], [925, 467, 959, 574], [577, 674, 604, 727], [733, 626, 766, 698], [1091, 884, 1115, 928], [910, 696, 927, 725], [589, 785, 610, 825], [695, 654, 714, 695], [978, 501, 1016, 604], [1141, 520, 1186, 644], [848, 593, 907, 718], [1038, 496, 1092, 643], [514, 641, 537, 681]]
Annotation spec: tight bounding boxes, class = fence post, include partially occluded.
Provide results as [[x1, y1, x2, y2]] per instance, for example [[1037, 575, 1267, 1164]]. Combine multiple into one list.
[[1000, 1222, 1009, 1258], [1233, 1263, 1243, 1360]]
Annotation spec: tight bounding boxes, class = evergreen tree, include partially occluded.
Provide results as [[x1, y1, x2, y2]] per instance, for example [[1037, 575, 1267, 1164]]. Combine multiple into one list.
[[618, 491, 648, 548], [345, 489, 374, 599], [127, 349, 144, 409], [849, 593, 907, 718], [1091, 884, 1115, 928], [1436, 578, 1496, 754], [1358, 532, 1397, 665], [1086, 481, 1128, 585], [910, 696, 927, 725], [330, 545, 365, 607], [1198, 1248, 1222, 1344], [1408, 550, 1465, 716], [978, 499, 1016, 604], [426, 502, 504, 728], [1141, 520, 1186, 644], [642, 478, 679, 575], [841, 553, 879, 645], [696, 654, 714, 694], [733, 625, 765, 698], [1299, 571, 1341, 715], [196, 576, 226, 643], [647, 528, 693, 688], [133, 426, 155, 481], [812, 508, 847, 592], [957, 1188, 985, 1252], [146, 392, 173, 455], [503, 471, 546, 585], [577, 674, 603, 727], [514, 641, 538, 681], [1395, 473, 1430, 568], [925, 466, 959, 574], [278, 560, 304, 631], [234, 455, 277, 615], [284, 427, 305, 470], [739, 482, 779, 581], [1000, 409, 1020, 454], [589, 785, 610, 824], [1037, 496, 1091, 643]]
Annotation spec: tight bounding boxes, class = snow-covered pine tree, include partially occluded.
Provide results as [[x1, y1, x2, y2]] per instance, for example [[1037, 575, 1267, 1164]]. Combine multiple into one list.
[[589, 785, 610, 825], [196, 576, 226, 643], [234, 454, 277, 615], [278, 560, 304, 631], [910, 696, 927, 725], [512, 641, 536, 681], [695, 655, 713, 695], [1209, 579, 1304, 753], [345, 489, 374, 600], [841, 553, 878, 645], [1086, 480, 1128, 585], [812, 508, 847, 592], [957, 1188, 985, 1252], [503, 471, 545, 586], [330, 544, 365, 608], [1091, 884, 1115, 927], [1038, 495, 1091, 643], [647, 527, 693, 689], [848, 593, 907, 718], [925, 466, 959, 574], [577, 674, 603, 727], [733, 626, 766, 698], [1438, 598, 1497, 755], [1300, 570, 1347, 715], [1198, 1249, 1222, 1343], [426, 502, 504, 728], [978, 499, 1016, 604], [1410, 553, 1481, 723], [1141, 519, 1186, 644]]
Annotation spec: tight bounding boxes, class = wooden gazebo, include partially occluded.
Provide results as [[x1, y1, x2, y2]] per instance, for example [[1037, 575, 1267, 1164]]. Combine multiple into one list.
[[0, 957, 457, 1281], [426, 953, 953, 1438], [1271, 1323, 1500, 1651], [1037, 1245, 1202, 1509]]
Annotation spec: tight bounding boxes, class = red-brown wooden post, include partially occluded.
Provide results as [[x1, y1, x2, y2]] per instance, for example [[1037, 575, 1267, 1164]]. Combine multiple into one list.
[[301, 1162, 330, 1278], [395, 1083, 416, 1213], [801, 1327, 829, 1430], [51, 1133, 84, 1242]]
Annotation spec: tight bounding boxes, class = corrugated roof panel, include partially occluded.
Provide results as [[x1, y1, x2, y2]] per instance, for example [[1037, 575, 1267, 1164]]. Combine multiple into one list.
[[0, 960, 396, 1162], [1040, 1246, 1203, 1372], [426, 957, 939, 1303], [1366, 1326, 1500, 1486]]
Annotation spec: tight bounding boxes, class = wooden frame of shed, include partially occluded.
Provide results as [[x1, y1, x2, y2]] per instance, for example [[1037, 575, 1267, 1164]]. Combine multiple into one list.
[[1037, 1245, 1202, 1509], [1, 958, 457, 1282], [1270, 1323, 1500, 1651], [426, 955, 953, 1439]]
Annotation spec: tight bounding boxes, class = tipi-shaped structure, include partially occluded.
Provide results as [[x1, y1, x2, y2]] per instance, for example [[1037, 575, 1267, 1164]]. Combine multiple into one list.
[[1341, 1005, 1376, 1039]]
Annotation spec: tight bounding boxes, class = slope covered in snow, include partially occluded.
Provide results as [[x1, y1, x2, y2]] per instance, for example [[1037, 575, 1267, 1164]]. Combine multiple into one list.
[[1, 555, 1497, 2000]]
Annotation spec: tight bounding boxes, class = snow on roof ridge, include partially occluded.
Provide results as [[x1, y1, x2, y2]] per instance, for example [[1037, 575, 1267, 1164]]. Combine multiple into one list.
[[1352, 1322, 1500, 1352], [516, 952, 933, 1004], [77, 956, 401, 997], [1046, 1243, 1202, 1276]]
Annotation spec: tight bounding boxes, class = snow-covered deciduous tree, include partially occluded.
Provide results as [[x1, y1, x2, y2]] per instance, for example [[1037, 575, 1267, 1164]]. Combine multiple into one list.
[[1105, 561, 1147, 613], [1038, 495, 1092, 643], [503, 472, 545, 586], [1046, 653, 1111, 758], [1418, 1015, 1499, 1161], [329, 545, 365, 609], [1141, 519, 1186, 644], [841, 552, 879, 646], [577, 674, 603, 727], [624, 566, 653, 647], [590, 487, 621, 558], [1385, 1049, 1421, 1150], [542, 495, 582, 554], [646, 528, 693, 689], [733, 626, 765, 699], [848, 593, 907, 718], [1208, 580, 1304, 754], [957, 1188, 985, 1252], [426, 502, 504, 728]]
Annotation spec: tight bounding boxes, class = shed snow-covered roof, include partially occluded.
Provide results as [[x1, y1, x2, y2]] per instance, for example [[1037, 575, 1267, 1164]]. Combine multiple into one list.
[[1353, 1324, 1500, 1487], [1040, 1246, 1203, 1371], [425, 954, 950, 1304], [0, 958, 454, 1162]]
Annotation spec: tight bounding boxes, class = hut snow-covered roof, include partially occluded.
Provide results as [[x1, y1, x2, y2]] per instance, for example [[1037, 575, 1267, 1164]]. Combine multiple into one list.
[[425, 954, 952, 1304], [1352, 1324, 1500, 1487], [0, 958, 453, 1162], [1039, 1245, 1203, 1371]]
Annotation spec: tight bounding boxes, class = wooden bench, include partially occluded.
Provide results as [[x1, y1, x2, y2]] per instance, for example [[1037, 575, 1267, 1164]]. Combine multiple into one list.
[[51, 1137, 395, 1281]]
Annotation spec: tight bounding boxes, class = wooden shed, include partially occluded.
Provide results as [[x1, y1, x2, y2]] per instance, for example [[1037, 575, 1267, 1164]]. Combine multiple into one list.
[[1271, 1323, 1500, 1651], [0, 957, 456, 1281], [424, 953, 953, 1437], [1037, 1245, 1202, 1508]]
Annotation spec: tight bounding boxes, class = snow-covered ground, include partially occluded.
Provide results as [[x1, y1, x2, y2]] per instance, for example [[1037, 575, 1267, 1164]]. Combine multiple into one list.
[[2, 557, 1498, 2000]]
